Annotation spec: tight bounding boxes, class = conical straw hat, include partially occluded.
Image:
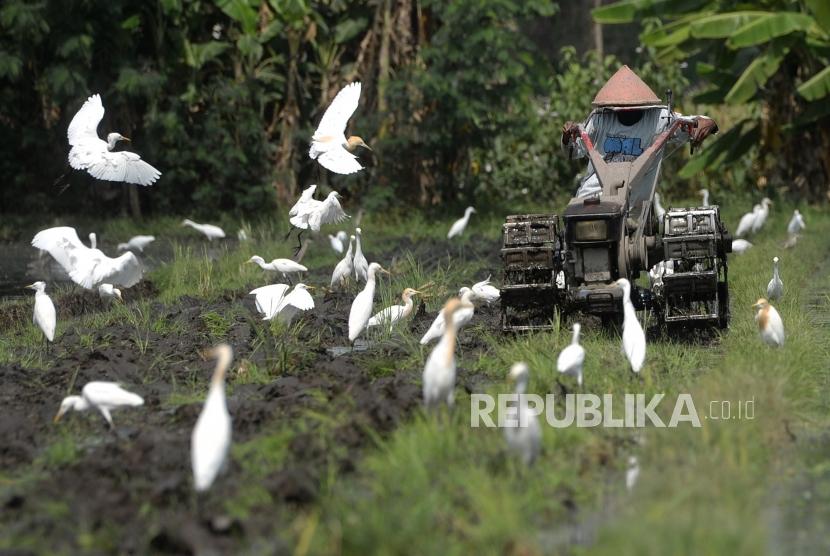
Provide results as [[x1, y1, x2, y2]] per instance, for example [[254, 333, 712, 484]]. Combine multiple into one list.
[[592, 65, 661, 107]]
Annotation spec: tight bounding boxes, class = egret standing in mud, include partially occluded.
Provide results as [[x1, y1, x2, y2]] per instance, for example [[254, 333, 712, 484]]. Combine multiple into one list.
[[447, 207, 476, 239], [54, 382, 144, 428], [329, 230, 348, 254], [182, 219, 226, 241], [503, 362, 541, 465], [348, 262, 389, 342], [27, 281, 56, 344], [309, 82, 371, 174], [787, 209, 805, 236], [247, 256, 307, 283], [731, 239, 753, 254], [753, 298, 785, 347], [420, 287, 475, 345], [367, 288, 421, 332], [471, 276, 500, 304], [353, 227, 369, 283], [192, 344, 233, 492], [557, 323, 585, 387], [751, 198, 772, 234], [767, 257, 784, 301], [735, 204, 760, 238], [423, 298, 465, 408], [331, 235, 355, 290], [616, 279, 646, 373]]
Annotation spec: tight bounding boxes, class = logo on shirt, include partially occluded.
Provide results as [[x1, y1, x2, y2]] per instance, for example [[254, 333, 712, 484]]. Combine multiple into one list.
[[603, 135, 644, 157]]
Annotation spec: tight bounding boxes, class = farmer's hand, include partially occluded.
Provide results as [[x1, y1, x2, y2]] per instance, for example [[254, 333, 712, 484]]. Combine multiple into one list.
[[691, 117, 718, 148], [561, 121, 580, 146]]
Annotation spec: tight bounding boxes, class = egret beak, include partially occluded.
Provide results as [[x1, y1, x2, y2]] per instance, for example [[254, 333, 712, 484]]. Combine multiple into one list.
[[305, 285, 316, 291], [380, 267, 391, 275], [25, 283, 37, 290], [362, 143, 373, 152], [411, 290, 423, 295], [53, 408, 66, 423], [121, 136, 131, 142]]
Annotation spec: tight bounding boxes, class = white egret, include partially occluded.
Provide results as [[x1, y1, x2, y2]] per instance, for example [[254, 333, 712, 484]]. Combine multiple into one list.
[[767, 257, 783, 301], [751, 198, 772, 234], [447, 207, 476, 239], [626, 456, 640, 491], [182, 219, 226, 241], [265, 283, 315, 324], [98, 283, 122, 303], [289, 191, 349, 232], [353, 227, 369, 282], [420, 287, 476, 345], [54, 381, 144, 428], [735, 204, 760, 238], [117, 235, 155, 252], [731, 239, 753, 254], [753, 298, 784, 347], [557, 323, 585, 387], [616, 278, 646, 373], [289, 184, 317, 217], [653, 192, 666, 221], [331, 235, 355, 290], [309, 82, 371, 174], [32, 226, 142, 290], [249, 284, 289, 319], [247, 256, 307, 283], [787, 209, 805, 236], [348, 262, 389, 342], [329, 230, 348, 254], [67, 94, 161, 186], [503, 362, 542, 465], [471, 276, 500, 304], [26, 281, 56, 343], [237, 229, 248, 242], [192, 343, 233, 492], [367, 288, 421, 331], [423, 298, 465, 408], [699, 188, 710, 207]]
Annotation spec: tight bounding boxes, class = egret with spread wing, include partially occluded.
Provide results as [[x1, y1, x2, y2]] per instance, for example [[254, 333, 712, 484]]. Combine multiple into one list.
[[67, 94, 161, 186], [309, 82, 371, 174], [32, 226, 143, 290]]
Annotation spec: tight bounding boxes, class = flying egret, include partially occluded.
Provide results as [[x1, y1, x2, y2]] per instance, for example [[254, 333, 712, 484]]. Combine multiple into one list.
[[289, 184, 317, 217], [557, 323, 585, 387], [471, 276, 500, 304], [192, 344, 233, 492], [731, 239, 753, 254], [26, 281, 56, 343], [331, 235, 355, 290], [289, 191, 349, 233], [250, 284, 289, 319], [117, 235, 155, 252], [420, 287, 476, 345], [626, 456, 640, 491], [348, 262, 390, 342], [309, 82, 371, 174], [182, 219, 226, 241], [367, 288, 421, 331], [265, 283, 315, 324], [423, 298, 465, 408], [247, 256, 307, 283], [753, 298, 785, 347], [447, 207, 476, 239], [616, 278, 646, 373], [751, 198, 772, 234], [503, 362, 542, 465], [32, 226, 142, 290], [653, 192, 666, 221], [787, 209, 805, 236], [735, 205, 760, 238], [353, 227, 369, 283], [329, 230, 349, 254], [98, 283, 122, 303], [767, 257, 783, 301], [54, 382, 144, 428], [66, 94, 161, 186], [699, 188, 710, 207]]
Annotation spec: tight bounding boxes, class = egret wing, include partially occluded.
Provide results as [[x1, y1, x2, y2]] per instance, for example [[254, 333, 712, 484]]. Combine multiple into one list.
[[281, 288, 315, 312], [32, 227, 89, 274], [70, 251, 143, 289], [310, 195, 350, 229], [250, 284, 289, 318], [289, 184, 317, 217], [420, 311, 446, 344], [85, 151, 161, 186], [83, 381, 144, 407], [317, 148, 363, 175], [314, 82, 361, 137], [67, 94, 105, 146]]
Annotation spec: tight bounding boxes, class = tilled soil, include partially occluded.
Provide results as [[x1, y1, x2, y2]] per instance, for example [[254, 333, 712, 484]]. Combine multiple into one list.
[[0, 235, 504, 554]]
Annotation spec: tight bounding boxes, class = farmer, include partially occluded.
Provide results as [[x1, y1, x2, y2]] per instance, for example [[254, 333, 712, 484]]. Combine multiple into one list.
[[561, 65, 718, 200]]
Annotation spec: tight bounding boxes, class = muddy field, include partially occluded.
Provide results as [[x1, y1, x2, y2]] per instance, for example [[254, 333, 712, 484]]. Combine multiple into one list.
[[0, 235, 503, 553]]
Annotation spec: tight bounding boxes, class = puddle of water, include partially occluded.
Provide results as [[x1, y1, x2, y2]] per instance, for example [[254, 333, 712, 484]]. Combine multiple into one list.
[[326, 339, 372, 357]]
